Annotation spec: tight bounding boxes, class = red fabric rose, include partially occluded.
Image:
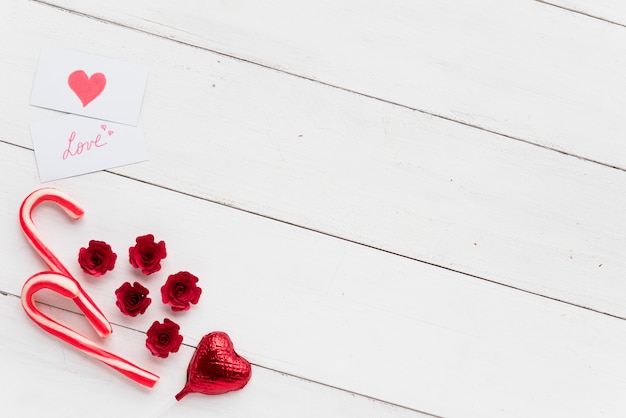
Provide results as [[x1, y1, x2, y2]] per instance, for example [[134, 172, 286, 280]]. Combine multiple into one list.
[[115, 282, 152, 317], [161, 271, 202, 312], [128, 234, 167, 275], [146, 318, 183, 358], [78, 240, 117, 277]]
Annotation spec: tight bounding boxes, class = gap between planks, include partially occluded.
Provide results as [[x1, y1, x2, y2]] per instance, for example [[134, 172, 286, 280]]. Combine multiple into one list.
[[534, 0, 626, 29], [29, 0, 626, 175]]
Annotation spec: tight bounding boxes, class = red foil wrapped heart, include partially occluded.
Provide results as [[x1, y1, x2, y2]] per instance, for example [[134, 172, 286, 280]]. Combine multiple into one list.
[[175, 332, 251, 400]]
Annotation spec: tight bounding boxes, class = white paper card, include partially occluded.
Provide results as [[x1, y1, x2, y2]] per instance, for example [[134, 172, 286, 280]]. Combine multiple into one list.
[[30, 114, 149, 182], [30, 47, 149, 126]]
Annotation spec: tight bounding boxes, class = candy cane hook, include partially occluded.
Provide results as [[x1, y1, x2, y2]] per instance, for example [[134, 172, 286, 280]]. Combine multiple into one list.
[[20, 187, 84, 277], [22, 272, 159, 388]]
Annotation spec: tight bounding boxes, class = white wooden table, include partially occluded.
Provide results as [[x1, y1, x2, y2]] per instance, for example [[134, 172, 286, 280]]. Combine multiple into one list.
[[2, 1, 626, 416]]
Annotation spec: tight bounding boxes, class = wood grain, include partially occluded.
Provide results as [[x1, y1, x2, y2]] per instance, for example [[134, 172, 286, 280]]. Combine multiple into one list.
[[3, 142, 626, 416], [34, 0, 626, 169]]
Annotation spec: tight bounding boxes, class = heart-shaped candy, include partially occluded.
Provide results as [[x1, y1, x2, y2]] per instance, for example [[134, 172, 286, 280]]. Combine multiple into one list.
[[68, 70, 106, 107], [175, 331, 251, 400]]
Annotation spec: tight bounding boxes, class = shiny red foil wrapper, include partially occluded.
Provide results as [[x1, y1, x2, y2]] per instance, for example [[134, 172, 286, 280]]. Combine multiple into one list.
[[175, 332, 251, 400]]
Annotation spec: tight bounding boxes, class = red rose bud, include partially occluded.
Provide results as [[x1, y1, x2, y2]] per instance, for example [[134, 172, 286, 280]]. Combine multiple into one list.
[[115, 281, 152, 317], [146, 318, 183, 358], [128, 234, 167, 275], [161, 271, 202, 312], [78, 240, 117, 277]]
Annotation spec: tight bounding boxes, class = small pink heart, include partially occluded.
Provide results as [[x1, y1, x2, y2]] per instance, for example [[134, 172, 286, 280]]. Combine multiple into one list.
[[175, 332, 251, 400], [107, 130, 114, 136], [100, 124, 107, 131], [68, 70, 106, 107]]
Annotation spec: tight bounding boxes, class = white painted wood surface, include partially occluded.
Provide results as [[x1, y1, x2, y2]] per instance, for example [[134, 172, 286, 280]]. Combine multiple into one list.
[[1, 0, 626, 417], [33, 0, 626, 170]]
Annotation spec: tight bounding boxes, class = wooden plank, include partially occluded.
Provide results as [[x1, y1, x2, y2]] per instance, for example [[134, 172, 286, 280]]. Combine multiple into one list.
[[0, 295, 427, 418], [1, 0, 626, 318], [33, 0, 626, 169], [3, 142, 626, 416], [537, 0, 626, 26]]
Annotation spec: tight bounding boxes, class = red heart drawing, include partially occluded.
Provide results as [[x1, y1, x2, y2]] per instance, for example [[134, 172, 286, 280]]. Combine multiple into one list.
[[68, 70, 106, 107], [100, 124, 107, 131], [107, 130, 114, 136], [175, 332, 252, 400]]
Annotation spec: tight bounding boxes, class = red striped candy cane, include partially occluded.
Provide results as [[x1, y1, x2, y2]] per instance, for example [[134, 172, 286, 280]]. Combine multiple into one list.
[[19, 188, 159, 388], [22, 272, 159, 388]]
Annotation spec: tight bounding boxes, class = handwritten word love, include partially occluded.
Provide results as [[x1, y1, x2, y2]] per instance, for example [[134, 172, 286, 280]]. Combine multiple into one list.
[[62, 131, 108, 160]]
